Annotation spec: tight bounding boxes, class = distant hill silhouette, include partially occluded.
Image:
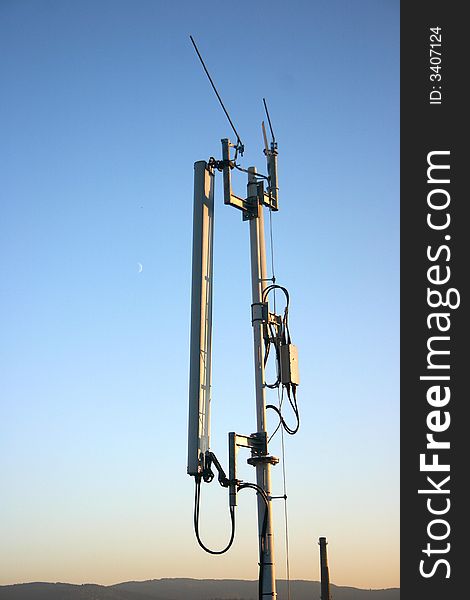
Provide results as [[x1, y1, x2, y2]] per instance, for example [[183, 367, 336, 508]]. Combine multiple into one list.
[[0, 578, 400, 600]]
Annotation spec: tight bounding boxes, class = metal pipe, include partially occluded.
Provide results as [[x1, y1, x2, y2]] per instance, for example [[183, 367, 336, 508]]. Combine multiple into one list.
[[248, 166, 276, 598]]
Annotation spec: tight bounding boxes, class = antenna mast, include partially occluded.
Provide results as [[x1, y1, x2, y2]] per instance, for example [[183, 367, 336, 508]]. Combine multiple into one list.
[[187, 37, 299, 600], [247, 163, 278, 597]]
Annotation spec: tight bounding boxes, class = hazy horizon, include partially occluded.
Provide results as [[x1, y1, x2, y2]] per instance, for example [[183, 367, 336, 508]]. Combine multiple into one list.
[[0, 576, 400, 590], [0, 580, 400, 600]]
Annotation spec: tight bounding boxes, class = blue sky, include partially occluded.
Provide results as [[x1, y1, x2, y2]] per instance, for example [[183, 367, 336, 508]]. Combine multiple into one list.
[[0, 0, 399, 589]]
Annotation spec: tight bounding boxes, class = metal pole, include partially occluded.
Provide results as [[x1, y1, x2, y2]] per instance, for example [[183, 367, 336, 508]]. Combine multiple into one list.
[[248, 166, 276, 598]]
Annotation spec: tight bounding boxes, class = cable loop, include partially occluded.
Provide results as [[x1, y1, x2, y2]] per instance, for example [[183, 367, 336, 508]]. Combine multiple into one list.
[[193, 476, 235, 555]]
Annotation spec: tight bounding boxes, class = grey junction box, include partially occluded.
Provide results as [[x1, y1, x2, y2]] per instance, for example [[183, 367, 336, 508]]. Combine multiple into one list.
[[280, 344, 300, 386]]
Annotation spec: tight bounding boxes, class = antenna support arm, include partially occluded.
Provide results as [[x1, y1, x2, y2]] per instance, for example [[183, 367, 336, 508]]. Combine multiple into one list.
[[228, 432, 278, 507]]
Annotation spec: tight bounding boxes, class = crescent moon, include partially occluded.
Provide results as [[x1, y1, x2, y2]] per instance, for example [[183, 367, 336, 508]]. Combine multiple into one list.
[[137, 262, 143, 273]]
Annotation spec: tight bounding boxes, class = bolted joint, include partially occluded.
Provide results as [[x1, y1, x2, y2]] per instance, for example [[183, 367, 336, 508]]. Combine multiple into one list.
[[249, 431, 268, 455], [243, 194, 259, 221]]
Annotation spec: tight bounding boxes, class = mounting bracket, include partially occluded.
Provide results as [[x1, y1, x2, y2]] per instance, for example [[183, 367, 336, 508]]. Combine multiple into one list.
[[221, 139, 278, 220], [228, 431, 278, 507]]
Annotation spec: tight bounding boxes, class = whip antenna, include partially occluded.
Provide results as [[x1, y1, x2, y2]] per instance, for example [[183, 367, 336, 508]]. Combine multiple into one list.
[[263, 97, 276, 148], [190, 35, 244, 155]]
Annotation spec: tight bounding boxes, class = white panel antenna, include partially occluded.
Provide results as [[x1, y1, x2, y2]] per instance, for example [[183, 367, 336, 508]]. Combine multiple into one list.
[[187, 161, 215, 476]]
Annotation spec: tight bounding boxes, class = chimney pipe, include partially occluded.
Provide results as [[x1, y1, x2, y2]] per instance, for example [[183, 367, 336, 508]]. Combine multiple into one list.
[[319, 537, 331, 600]]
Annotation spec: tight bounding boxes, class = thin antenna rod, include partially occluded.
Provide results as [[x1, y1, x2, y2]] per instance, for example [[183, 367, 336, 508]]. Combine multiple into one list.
[[190, 35, 244, 153], [262, 121, 269, 154], [263, 98, 276, 144]]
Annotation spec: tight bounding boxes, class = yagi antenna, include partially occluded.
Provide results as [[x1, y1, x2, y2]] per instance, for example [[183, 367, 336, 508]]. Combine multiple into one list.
[[190, 35, 244, 156]]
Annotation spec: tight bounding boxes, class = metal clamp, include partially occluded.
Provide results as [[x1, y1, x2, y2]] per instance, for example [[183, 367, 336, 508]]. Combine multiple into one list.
[[252, 302, 268, 325], [247, 455, 279, 467], [228, 432, 277, 507]]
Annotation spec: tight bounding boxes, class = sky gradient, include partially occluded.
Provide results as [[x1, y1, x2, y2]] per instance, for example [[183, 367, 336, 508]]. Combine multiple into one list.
[[0, 0, 399, 590]]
